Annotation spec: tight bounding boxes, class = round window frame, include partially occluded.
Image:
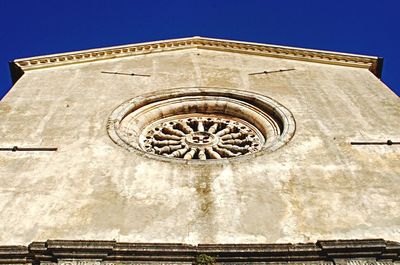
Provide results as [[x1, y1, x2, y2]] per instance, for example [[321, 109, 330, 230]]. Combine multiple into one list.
[[107, 87, 296, 163]]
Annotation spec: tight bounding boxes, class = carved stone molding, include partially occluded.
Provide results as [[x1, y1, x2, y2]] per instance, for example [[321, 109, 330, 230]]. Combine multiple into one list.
[[334, 259, 377, 265], [0, 239, 399, 265], [10, 36, 382, 82], [58, 260, 101, 265]]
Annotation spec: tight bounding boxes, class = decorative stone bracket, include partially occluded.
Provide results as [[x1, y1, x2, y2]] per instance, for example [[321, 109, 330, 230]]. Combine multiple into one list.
[[0, 239, 399, 265]]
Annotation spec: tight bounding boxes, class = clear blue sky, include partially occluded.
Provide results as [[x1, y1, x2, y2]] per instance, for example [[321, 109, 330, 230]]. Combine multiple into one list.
[[1, 0, 399, 99]]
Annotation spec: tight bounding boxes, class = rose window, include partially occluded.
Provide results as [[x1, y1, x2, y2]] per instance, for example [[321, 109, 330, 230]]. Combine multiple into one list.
[[107, 88, 295, 161], [139, 115, 263, 160]]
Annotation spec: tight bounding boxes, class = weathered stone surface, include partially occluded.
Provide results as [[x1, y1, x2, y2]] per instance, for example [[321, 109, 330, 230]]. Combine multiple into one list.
[[0, 38, 399, 245]]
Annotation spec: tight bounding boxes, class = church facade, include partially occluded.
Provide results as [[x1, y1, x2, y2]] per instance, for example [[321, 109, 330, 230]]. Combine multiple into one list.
[[0, 37, 399, 264]]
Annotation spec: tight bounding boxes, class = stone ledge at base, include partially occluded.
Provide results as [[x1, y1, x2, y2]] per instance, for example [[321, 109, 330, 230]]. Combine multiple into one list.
[[0, 239, 399, 265]]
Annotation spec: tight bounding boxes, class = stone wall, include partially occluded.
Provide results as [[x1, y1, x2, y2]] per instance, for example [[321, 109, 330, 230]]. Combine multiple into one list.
[[0, 45, 399, 245]]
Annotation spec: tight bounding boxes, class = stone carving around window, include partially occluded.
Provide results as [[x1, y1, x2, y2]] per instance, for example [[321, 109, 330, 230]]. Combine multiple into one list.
[[107, 88, 295, 162]]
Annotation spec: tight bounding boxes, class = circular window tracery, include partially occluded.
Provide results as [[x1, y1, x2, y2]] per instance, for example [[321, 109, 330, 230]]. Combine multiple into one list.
[[139, 114, 263, 160], [107, 88, 295, 162]]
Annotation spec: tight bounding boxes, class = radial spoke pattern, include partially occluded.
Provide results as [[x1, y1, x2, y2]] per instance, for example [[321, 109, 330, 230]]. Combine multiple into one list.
[[140, 116, 263, 160]]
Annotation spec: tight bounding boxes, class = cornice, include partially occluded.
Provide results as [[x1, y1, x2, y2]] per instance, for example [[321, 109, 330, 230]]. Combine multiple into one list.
[[10, 37, 382, 83], [0, 239, 399, 264]]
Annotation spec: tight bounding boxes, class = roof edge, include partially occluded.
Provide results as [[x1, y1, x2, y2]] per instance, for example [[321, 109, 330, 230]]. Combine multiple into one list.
[[9, 36, 383, 83]]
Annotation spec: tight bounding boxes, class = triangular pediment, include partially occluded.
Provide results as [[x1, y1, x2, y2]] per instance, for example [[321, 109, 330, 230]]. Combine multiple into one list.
[[10, 36, 382, 83]]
